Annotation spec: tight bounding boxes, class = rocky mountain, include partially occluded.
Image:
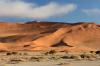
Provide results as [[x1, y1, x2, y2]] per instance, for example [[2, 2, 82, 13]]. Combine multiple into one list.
[[0, 21, 100, 52]]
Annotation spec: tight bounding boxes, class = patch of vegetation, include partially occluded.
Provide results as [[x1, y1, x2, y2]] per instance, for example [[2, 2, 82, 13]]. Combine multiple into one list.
[[95, 51, 100, 55], [79, 52, 97, 60], [23, 52, 28, 55], [49, 56, 60, 60], [7, 58, 22, 64], [57, 62, 70, 65], [61, 55, 81, 60], [6, 52, 12, 55], [6, 51, 18, 55], [11, 52, 18, 55], [44, 50, 56, 55], [61, 56, 71, 59], [29, 57, 40, 62]]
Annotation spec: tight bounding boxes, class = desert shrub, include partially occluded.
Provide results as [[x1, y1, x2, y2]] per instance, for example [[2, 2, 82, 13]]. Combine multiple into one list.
[[18, 52, 23, 55], [23, 52, 28, 55], [7, 58, 22, 64], [48, 50, 56, 55], [12, 52, 18, 55], [6, 52, 12, 55], [80, 54, 85, 58], [49, 56, 59, 60], [90, 51, 96, 55], [30, 57, 39, 59], [6, 52, 18, 55], [61, 55, 71, 59], [80, 53, 92, 59], [61, 55, 81, 59], [70, 55, 80, 59], [44, 52, 48, 55], [95, 51, 100, 55], [57, 62, 70, 65], [30, 57, 40, 62], [90, 51, 94, 54], [44, 50, 56, 55]]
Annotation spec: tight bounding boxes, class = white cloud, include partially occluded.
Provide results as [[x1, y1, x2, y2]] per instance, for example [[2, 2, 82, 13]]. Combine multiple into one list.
[[0, 0, 76, 19], [82, 8, 100, 16]]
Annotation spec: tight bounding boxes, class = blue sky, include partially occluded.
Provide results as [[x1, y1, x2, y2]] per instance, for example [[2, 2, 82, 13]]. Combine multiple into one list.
[[0, 0, 100, 23]]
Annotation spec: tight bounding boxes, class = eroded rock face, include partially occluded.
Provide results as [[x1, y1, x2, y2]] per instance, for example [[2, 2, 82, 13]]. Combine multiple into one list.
[[0, 21, 99, 52]]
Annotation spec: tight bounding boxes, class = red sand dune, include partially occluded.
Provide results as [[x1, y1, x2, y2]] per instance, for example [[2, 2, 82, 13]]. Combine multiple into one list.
[[0, 21, 99, 52]]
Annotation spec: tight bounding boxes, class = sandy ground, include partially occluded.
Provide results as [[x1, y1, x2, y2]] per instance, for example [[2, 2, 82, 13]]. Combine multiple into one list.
[[1, 61, 99, 66], [2, 60, 100, 66], [0, 51, 100, 66]]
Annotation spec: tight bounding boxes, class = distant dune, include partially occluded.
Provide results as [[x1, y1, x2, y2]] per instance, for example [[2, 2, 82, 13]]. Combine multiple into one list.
[[0, 21, 100, 52]]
